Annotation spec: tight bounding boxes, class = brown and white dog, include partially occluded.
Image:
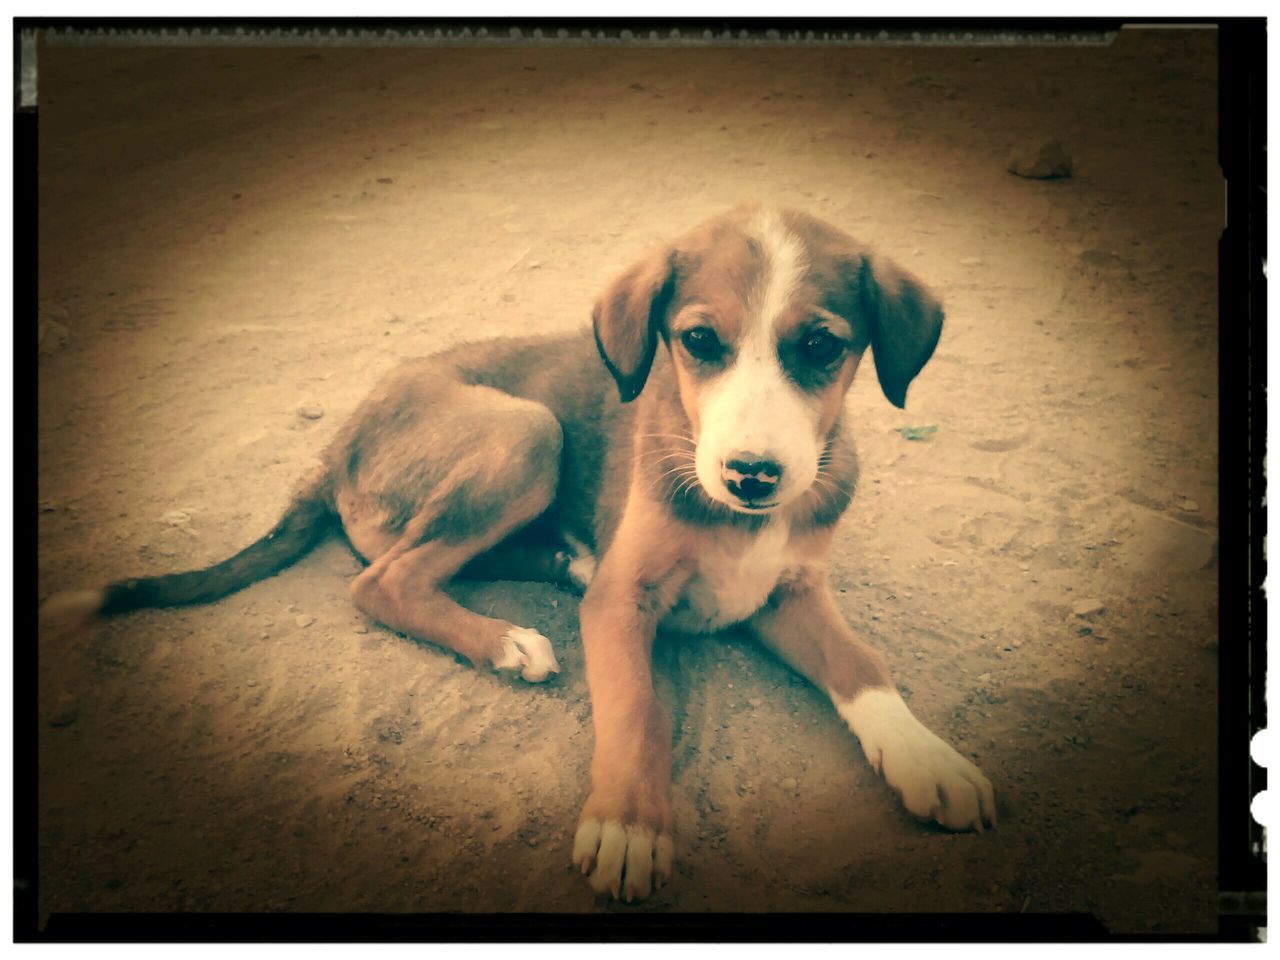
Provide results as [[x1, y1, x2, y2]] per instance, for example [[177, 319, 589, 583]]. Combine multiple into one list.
[[42, 205, 996, 903]]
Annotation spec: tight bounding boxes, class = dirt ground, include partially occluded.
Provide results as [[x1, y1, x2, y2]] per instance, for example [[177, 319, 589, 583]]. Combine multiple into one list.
[[34, 28, 1221, 934]]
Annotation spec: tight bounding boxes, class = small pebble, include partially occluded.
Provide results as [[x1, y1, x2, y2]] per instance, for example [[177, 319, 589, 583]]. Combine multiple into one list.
[[1007, 138, 1073, 179], [354, 625, 369, 634], [960, 257, 984, 267], [295, 614, 315, 628], [748, 697, 763, 708], [48, 694, 79, 728], [297, 401, 325, 420], [779, 777, 799, 790], [1176, 499, 1200, 512], [1072, 599, 1105, 618]]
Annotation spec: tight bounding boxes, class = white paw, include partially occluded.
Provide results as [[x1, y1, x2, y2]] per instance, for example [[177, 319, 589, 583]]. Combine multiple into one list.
[[493, 627, 560, 682], [833, 687, 996, 831], [572, 818, 674, 902], [562, 534, 597, 592]]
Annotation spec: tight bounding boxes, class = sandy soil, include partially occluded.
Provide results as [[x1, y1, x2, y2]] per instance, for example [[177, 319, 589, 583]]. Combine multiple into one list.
[[35, 28, 1221, 933]]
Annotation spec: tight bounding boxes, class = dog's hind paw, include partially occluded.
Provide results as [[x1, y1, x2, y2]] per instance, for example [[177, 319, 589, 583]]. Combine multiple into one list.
[[493, 626, 560, 682], [558, 534, 597, 594]]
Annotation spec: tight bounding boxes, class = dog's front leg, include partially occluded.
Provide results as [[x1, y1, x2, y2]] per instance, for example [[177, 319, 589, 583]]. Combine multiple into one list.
[[571, 536, 687, 902], [749, 571, 997, 831]]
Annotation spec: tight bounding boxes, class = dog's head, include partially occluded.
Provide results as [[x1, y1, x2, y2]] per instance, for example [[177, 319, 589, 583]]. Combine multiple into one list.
[[593, 206, 943, 518]]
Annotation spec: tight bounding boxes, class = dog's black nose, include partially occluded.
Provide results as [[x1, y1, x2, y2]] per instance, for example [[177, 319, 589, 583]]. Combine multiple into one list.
[[722, 453, 783, 503]]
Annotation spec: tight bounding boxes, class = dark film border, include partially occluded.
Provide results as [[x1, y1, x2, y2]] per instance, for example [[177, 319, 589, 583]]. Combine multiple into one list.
[[33, 18, 1125, 48]]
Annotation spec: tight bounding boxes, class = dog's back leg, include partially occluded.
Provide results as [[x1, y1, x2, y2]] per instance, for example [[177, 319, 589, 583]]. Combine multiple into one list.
[[458, 534, 572, 586], [458, 525, 597, 595], [338, 386, 564, 681]]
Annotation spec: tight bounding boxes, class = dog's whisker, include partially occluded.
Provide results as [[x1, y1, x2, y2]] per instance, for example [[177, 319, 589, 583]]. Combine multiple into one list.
[[650, 463, 700, 501], [671, 472, 702, 501], [655, 456, 698, 472], [818, 465, 851, 487], [812, 474, 851, 499], [649, 452, 696, 467], [657, 467, 699, 486], [632, 447, 696, 466], [812, 469, 842, 488], [659, 474, 685, 505], [670, 482, 698, 506], [655, 468, 696, 484], [633, 435, 696, 448], [659, 466, 697, 478]]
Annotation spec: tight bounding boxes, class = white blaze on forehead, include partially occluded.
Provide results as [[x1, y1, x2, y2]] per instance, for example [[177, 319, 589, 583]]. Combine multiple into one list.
[[749, 208, 807, 337]]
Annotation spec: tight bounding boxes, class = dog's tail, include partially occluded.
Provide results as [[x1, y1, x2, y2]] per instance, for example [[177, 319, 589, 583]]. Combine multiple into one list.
[[41, 469, 335, 632]]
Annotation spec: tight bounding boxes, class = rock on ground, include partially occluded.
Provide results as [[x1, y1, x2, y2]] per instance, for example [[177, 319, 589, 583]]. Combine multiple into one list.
[[1007, 138, 1073, 179]]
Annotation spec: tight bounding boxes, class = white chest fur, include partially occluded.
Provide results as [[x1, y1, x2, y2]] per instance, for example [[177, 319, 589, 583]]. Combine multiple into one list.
[[662, 517, 798, 633]]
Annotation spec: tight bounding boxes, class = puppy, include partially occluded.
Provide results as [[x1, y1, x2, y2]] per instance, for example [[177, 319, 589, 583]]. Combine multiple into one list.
[[42, 205, 995, 903]]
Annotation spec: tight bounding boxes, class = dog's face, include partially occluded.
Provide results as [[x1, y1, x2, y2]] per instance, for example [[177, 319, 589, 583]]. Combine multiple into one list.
[[594, 206, 944, 517]]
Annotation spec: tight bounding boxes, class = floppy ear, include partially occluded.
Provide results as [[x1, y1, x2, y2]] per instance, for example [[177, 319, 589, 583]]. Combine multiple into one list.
[[859, 255, 945, 409], [592, 247, 677, 403]]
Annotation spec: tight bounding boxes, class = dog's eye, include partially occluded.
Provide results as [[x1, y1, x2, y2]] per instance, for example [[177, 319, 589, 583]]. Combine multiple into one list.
[[800, 330, 843, 364], [681, 326, 723, 361]]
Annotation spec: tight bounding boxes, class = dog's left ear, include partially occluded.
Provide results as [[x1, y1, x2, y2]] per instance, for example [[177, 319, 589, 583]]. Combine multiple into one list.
[[859, 255, 945, 409], [592, 247, 677, 403]]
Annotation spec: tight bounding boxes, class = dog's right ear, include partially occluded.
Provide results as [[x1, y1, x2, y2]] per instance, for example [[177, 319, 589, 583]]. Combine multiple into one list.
[[592, 247, 677, 403]]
